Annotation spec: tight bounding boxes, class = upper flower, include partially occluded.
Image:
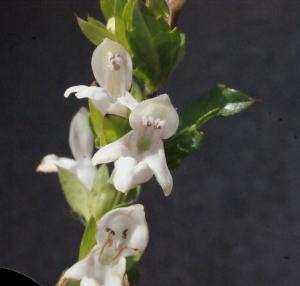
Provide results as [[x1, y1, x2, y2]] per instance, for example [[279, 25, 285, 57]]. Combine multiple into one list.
[[64, 38, 137, 117], [92, 94, 179, 196], [59, 204, 149, 286], [36, 107, 96, 192]]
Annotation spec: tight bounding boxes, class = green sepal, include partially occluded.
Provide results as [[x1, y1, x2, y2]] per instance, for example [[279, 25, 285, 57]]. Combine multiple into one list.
[[88, 99, 107, 147], [58, 168, 90, 223], [103, 114, 130, 144], [79, 216, 97, 260], [88, 164, 118, 221], [165, 85, 256, 169], [77, 15, 116, 46]]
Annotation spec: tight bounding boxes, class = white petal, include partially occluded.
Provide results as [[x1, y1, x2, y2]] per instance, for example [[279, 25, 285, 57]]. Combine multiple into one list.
[[92, 38, 132, 96], [113, 157, 153, 193], [64, 85, 89, 98], [81, 277, 99, 286], [75, 160, 97, 192], [75, 86, 117, 103], [130, 94, 179, 139], [117, 92, 138, 110], [36, 154, 77, 173], [69, 107, 94, 161], [59, 246, 101, 286], [103, 257, 126, 286], [143, 140, 173, 196], [91, 131, 133, 166]]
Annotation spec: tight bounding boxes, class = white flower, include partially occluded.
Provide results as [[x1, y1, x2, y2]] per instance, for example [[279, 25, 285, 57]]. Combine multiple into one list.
[[59, 204, 149, 286], [64, 38, 137, 117], [36, 107, 96, 192], [92, 94, 179, 196]]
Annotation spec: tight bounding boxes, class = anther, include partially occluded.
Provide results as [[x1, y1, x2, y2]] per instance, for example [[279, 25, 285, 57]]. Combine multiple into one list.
[[122, 229, 128, 239]]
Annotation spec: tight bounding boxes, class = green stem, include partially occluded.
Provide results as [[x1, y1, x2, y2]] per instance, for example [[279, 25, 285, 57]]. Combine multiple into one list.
[[111, 191, 124, 209]]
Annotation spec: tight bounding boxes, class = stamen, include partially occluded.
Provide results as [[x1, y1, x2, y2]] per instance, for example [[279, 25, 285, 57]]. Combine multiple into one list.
[[122, 229, 128, 239], [154, 119, 166, 130], [107, 53, 123, 71], [142, 116, 153, 127], [112, 246, 140, 262], [99, 228, 115, 255], [142, 116, 148, 126]]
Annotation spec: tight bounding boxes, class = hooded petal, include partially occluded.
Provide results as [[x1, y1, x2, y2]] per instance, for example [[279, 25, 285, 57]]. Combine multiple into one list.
[[36, 154, 77, 173], [96, 204, 149, 257], [113, 157, 153, 193], [69, 107, 94, 161], [92, 131, 133, 166], [92, 38, 132, 97], [130, 94, 179, 139], [142, 140, 173, 196]]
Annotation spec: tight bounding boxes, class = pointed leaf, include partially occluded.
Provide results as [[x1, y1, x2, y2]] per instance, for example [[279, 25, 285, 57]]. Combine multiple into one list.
[[58, 168, 89, 222], [179, 84, 256, 130], [79, 216, 97, 260], [146, 0, 169, 20], [164, 85, 256, 170], [77, 16, 116, 46]]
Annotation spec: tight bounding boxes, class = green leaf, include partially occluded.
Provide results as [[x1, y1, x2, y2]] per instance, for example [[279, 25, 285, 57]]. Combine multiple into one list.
[[100, 0, 115, 21], [58, 168, 90, 222], [146, 0, 169, 21], [88, 99, 107, 147], [88, 164, 118, 221], [103, 114, 131, 144], [165, 85, 256, 169], [179, 84, 256, 130], [77, 15, 116, 46], [79, 216, 97, 260], [125, 1, 183, 94]]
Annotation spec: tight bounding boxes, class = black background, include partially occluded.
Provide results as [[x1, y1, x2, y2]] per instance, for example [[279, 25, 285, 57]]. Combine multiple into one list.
[[1, 1, 300, 286]]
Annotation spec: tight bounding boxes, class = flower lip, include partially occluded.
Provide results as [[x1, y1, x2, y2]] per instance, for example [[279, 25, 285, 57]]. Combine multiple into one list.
[[129, 94, 179, 139]]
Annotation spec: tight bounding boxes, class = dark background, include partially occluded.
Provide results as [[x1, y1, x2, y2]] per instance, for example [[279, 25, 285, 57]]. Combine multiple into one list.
[[1, 1, 300, 285]]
